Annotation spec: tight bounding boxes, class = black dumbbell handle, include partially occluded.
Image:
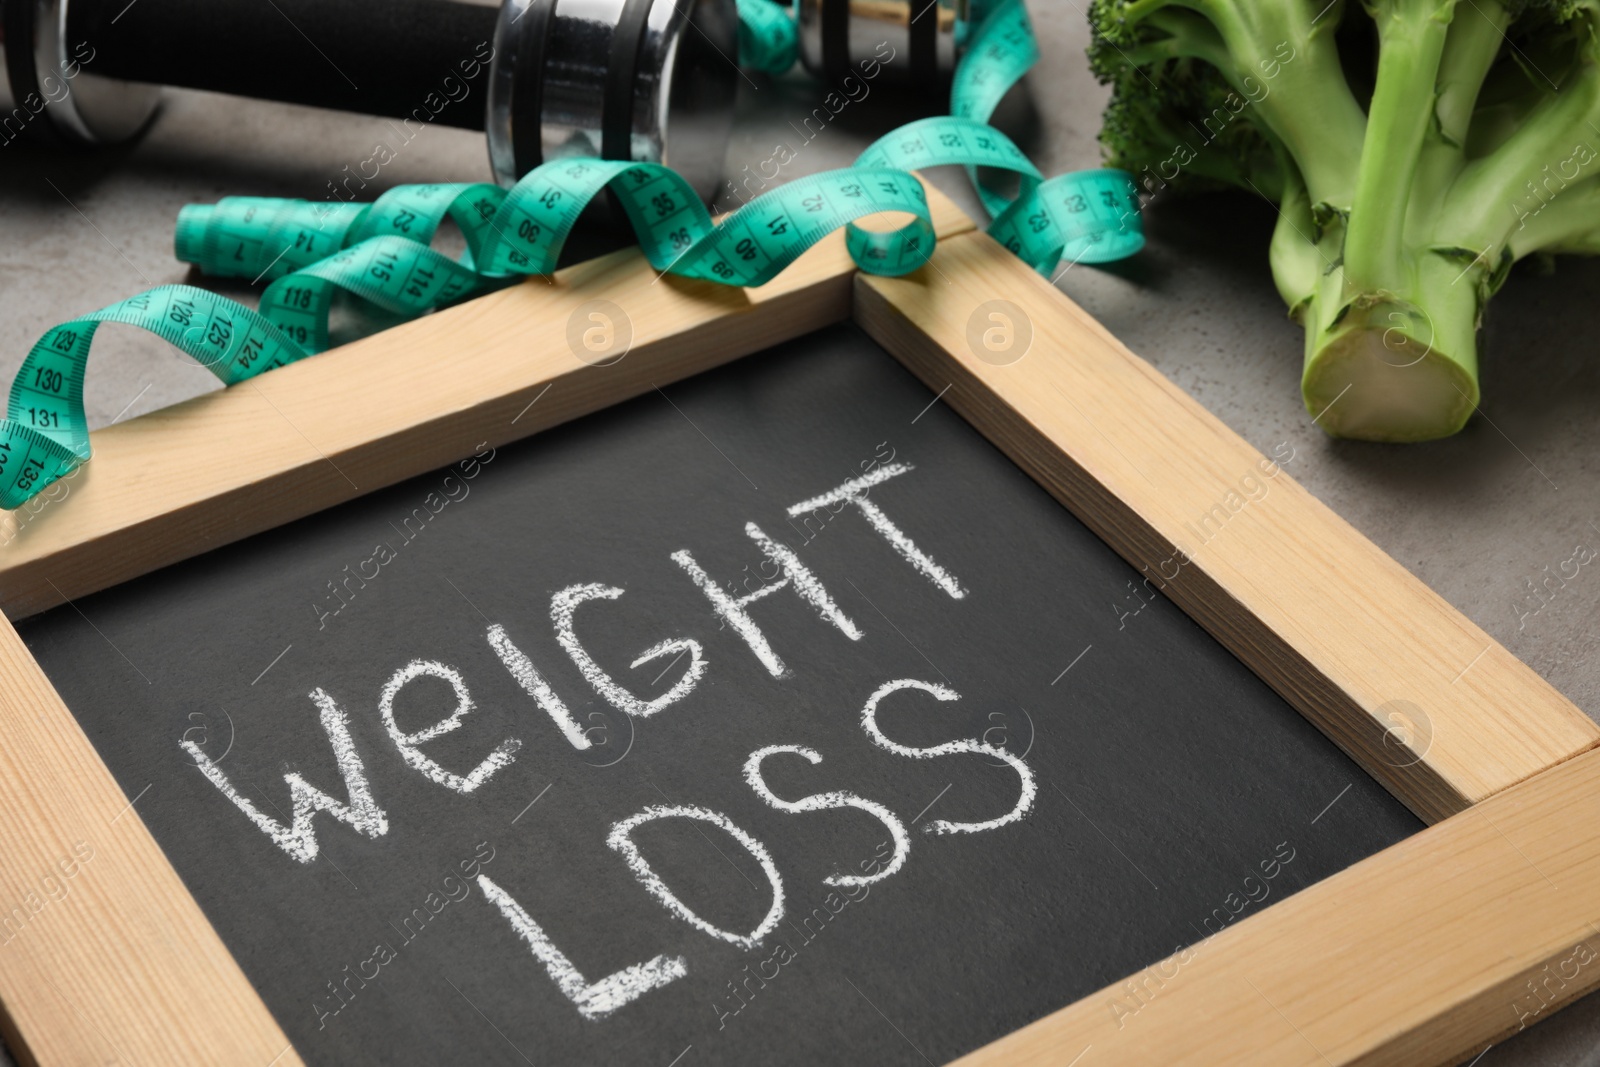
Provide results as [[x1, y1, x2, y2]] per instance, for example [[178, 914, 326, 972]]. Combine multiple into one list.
[[66, 0, 500, 130]]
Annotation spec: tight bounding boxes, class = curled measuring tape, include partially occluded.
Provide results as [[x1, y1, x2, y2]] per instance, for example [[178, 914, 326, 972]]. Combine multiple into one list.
[[736, 0, 799, 75], [2, 288, 304, 511], [173, 116, 1135, 348], [726, 0, 1143, 266], [0, 150, 936, 509], [953, 0, 1039, 129], [0, 1, 1144, 511], [1, 120, 1136, 511], [185, 160, 934, 353], [855, 117, 1141, 273]]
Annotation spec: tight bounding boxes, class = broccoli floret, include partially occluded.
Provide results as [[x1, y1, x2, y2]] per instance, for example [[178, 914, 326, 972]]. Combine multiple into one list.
[[1090, 0, 1600, 441]]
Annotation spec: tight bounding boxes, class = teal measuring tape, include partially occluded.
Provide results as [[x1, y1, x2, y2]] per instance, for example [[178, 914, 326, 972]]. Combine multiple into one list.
[[0, 154, 936, 509], [0, 0, 1141, 512], [190, 159, 934, 351], [736, 0, 798, 75], [2, 287, 304, 507], [946, 0, 1142, 265], [953, 0, 1038, 128], [855, 116, 1141, 274]]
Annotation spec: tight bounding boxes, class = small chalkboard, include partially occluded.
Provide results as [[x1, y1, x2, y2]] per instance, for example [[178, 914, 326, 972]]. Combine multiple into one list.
[[0, 195, 1594, 1066], [18, 323, 1419, 1064]]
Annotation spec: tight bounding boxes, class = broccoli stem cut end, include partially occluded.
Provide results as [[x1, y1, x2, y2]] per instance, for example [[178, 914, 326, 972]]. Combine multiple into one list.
[[1301, 326, 1479, 441], [1299, 255, 1483, 441]]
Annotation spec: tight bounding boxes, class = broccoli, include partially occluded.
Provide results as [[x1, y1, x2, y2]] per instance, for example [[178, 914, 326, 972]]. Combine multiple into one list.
[[1089, 0, 1600, 441]]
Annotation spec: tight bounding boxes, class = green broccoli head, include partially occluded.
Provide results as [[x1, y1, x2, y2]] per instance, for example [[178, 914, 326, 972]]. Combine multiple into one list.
[[1089, 0, 1235, 191], [1094, 41, 1287, 197], [1086, 0, 1600, 441]]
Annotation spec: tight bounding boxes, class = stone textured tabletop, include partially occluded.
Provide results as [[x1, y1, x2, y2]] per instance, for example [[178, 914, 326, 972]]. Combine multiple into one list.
[[1, 6, 1596, 1065]]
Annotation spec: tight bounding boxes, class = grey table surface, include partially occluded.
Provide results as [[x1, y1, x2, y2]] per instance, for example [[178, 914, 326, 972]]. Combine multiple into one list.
[[2, 8, 1598, 1067]]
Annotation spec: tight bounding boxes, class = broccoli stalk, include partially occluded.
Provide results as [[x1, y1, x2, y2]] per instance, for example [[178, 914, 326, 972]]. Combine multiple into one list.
[[1090, 0, 1600, 441]]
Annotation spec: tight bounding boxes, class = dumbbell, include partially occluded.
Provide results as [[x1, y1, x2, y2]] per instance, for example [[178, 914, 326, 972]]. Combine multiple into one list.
[[796, 0, 966, 90], [0, 0, 739, 202], [1, 0, 972, 198]]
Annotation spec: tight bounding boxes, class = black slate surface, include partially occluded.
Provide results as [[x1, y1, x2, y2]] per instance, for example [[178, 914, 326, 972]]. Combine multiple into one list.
[[18, 323, 1422, 1065]]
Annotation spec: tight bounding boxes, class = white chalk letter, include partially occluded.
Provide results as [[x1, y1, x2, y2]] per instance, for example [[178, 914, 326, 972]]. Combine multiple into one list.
[[487, 623, 593, 750], [743, 744, 909, 886], [478, 874, 687, 1019], [671, 523, 861, 677], [379, 660, 521, 794], [860, 679, 1035, 834], [607, 804, 784, 949], [182, 689, 388, 863], [551, 584, 707, 717], [788, 463, 966, 598]]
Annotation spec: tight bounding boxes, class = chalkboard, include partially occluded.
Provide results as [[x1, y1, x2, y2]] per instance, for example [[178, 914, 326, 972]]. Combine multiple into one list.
[[18, 323, 1421, 1066]]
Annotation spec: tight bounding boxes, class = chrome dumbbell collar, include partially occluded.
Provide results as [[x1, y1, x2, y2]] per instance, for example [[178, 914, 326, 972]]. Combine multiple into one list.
[[0, 0, 162, 145]]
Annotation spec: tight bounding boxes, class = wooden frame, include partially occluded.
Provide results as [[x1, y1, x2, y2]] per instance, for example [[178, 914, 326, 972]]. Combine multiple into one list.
[[0, 179, 1596, 1065]]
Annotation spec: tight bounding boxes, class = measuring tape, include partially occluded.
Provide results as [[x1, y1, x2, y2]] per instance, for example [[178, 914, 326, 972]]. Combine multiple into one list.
[[0, 0, 1141, 511], [0, 153, 938, 508], [854, 116, 1141, 274], [186, 159, 935, 348], [737, 0, 799, 75], [2, 287, 304, 509], [953, 0, 1038, 128]]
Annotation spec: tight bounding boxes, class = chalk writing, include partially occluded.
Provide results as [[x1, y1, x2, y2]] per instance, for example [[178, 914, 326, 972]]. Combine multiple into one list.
[[184, 688, 388, 863], [860, 679, 1036, 835], [187, 459, 1035, 1024], [479, 871, 688, 1019], [378, 660, 521, 794], [743, 745, 910, 887]]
